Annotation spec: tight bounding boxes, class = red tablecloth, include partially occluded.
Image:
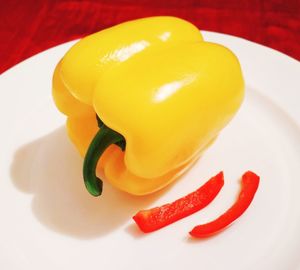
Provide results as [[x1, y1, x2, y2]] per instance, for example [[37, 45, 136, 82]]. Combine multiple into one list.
[[1, 0, 299, 74]]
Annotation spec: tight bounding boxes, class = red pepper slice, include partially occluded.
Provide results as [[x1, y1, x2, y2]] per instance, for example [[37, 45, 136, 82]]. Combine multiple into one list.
[[189, 171, 260, 238], [133, 172, 224, 233]]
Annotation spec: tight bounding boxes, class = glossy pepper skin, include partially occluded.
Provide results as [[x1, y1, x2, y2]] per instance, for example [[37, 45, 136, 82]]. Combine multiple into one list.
[[52, 16, 244, 196]]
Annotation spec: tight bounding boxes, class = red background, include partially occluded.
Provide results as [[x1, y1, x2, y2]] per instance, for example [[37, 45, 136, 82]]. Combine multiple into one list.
[[1, 0, 299, 74]]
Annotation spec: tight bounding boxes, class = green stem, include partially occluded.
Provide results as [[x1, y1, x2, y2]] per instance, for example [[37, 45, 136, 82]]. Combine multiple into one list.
[[83, 123, 125, 196]]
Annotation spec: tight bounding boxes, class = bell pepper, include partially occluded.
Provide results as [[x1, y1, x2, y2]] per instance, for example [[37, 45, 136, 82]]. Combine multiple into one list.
[[189, 171, 260, 238], [52, 16, 244, 196], [133, 172, 224, 233]]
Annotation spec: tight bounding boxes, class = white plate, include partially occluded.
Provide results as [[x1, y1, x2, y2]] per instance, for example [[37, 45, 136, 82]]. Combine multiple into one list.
[[1, 32, 300, 270]]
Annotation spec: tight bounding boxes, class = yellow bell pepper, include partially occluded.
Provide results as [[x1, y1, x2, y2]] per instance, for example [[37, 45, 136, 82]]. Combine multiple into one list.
[[52, 16, 244, 196]]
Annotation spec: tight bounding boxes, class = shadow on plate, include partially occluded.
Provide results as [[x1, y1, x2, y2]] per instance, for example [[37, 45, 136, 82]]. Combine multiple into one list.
[[10, 126, 166, 239]]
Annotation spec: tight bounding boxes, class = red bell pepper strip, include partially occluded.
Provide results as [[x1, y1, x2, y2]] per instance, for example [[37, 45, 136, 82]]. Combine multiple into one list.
[[133, 172, 224, 233], [189, 171, 260, 238]]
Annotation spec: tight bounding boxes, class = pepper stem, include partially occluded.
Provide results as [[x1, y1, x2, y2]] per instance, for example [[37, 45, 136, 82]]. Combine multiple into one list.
[[83, 123, 125, 196]]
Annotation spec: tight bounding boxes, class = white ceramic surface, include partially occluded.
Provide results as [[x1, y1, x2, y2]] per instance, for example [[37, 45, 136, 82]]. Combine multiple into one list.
[[0, 32, 300, 270]]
